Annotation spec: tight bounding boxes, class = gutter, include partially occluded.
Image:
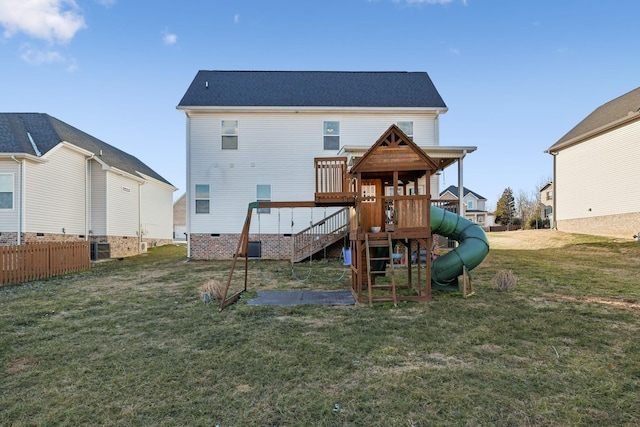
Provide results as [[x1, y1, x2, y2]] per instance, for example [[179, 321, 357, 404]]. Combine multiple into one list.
[[177, 105, 449, 115]]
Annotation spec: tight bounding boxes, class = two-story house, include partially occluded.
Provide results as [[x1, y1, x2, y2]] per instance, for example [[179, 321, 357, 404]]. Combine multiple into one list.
[[539, 182, 553, 227], [0, 113, 176, 257], [177, 70, 476, 260], [438, 185, 493, 227], [546, 87, 640, 239]]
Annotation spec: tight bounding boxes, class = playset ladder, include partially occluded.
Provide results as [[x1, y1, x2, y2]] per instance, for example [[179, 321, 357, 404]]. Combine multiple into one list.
[[365, 233, 397, 306]]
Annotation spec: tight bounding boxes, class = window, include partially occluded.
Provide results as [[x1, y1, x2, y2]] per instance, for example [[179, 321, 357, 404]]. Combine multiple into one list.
[[467, 200, 474, 210], [546, 190, 553, 201], [257, 184, 271, 214], [323, 121, 340, 150], [0, 174, 14, 209], [221, 120, 238, 149], [408, 185, 425, 196], [385, 187, 404, 196], [477, 215, 485, 224], [195, 184, 210, 214], [361, 184, 376, 203], [397, 121, 413, 140]]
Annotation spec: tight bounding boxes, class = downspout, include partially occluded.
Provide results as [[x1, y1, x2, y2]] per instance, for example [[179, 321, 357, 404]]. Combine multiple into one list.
[[138, 181, 145, 253], [86, 155, 94, 240], [457, 150, 467, 219], [11, 156, 23, 245], [550, 151, 558, 229], [185, 114, 192, 259]]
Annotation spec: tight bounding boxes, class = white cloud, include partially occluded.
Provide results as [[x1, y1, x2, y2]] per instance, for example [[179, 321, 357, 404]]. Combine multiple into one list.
[[449, 47, 461, 56], [20, 44, 65, 65], [0, 0, 86, 44], [234, 14, 240, 24], [162, 31, 177, 46]]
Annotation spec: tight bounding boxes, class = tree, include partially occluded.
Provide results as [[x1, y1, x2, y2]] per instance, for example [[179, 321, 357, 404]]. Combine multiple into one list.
[[516, 188, 538, 229], [495, 187, 516, 225]]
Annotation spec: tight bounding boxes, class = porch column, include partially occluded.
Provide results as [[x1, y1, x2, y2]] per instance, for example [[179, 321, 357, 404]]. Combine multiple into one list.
[[457, 150, 467, 217]]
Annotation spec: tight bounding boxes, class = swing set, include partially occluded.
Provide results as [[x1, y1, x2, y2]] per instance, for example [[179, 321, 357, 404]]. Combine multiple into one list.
[[255, 207, 349, 283], [219, 125, 442, 310]]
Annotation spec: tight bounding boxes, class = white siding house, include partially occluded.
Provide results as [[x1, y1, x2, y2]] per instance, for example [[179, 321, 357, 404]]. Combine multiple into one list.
[[0, 113, 176, 257], [439, 185, 494, 228], [178, 71, 476, 260], [546, 87, 640, 239]]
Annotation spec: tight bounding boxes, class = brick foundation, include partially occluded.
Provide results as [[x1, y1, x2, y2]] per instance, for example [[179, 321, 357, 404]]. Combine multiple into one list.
[[0, 232, 171, 258], [557, 212, 640, 240], [189, 233, 346, 260], [0, 232, 19, 245], [92, 236, 174, 258]]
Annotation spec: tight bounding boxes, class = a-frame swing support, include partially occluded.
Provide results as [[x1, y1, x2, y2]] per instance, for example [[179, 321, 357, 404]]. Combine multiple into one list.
[[219, 200, 320, 310]]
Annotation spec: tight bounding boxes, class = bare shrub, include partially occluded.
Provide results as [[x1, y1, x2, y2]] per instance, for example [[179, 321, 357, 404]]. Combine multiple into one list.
[[494, 270, 517, 291], [200, 279, 223, 303]]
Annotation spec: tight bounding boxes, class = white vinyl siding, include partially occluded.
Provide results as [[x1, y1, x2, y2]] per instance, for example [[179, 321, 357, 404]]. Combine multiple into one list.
[[90, 159, 107, 235], [187, 111, 439, 235], [0, 161, 20, 232], [105, 172, 139, 237], [24, 146, 87, 234], [140, 177, 174, 240], [555, 119, 640, 220]]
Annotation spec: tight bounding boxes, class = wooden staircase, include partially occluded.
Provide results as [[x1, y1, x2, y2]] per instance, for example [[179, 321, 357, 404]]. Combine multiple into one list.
[[365, 232, 397, 306], [291, 207, 350, 263]]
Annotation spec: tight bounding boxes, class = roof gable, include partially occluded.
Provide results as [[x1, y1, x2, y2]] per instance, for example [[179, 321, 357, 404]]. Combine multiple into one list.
[[351, 124, 439, 175], [0, 113, 172, 186], [177, 70, 447, 109], [439, 185, 486, 201], [548, 86, 640, 152]]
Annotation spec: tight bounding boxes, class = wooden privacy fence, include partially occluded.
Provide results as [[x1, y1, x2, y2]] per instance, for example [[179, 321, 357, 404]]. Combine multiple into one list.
[[0, 242, 91, 286]]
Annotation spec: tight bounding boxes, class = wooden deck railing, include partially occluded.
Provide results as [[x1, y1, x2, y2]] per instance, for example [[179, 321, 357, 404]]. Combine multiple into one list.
[[314, 157, 356, 204], [292, 207, 350, 262], [0, 242, 91, 286]]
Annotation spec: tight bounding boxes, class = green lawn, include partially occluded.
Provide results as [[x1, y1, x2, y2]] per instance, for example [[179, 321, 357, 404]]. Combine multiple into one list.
[[1, 233, 639, 426]]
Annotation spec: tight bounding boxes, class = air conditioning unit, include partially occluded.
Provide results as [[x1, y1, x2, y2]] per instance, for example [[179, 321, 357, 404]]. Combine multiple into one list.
[[140, 242, 148, 253], [90, 242, 110, 261]]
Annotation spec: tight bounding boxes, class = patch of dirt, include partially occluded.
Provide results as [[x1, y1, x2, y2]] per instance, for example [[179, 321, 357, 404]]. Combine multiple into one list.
[[486, 229, 580, 250], [7, 357, 38, 374], [547, 293, 640, 312]]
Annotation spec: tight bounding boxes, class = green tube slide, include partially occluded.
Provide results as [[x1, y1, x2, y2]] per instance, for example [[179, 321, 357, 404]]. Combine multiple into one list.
[[430, 205, 490, 287]]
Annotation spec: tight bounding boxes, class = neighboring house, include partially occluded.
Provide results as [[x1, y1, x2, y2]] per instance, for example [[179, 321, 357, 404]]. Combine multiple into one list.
[[539, 182, 553, 226], [177, 70, 476, 260], [173, 193, 187, 241], [0, 113, 176, 257], [546, 87, 640, 239], [439, 185, 494, 227]]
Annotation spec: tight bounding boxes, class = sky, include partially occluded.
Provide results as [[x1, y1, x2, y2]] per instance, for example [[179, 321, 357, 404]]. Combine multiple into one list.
[[2, 0, 639, 209]]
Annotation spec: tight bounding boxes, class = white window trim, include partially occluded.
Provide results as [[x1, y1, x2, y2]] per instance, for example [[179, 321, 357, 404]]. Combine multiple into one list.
[[0, 173, 15, 210], [195, 184, 210, 214]]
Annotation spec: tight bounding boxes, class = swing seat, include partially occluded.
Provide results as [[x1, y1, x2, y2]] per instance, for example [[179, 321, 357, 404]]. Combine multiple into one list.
[[342, 247, 352, 266]]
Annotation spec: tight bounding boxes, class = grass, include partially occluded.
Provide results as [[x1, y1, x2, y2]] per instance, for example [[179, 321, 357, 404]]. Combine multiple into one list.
[[1, 234, 640, 426]]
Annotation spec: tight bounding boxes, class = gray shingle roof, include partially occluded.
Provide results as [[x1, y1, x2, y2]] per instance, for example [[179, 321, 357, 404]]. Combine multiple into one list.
[[0, 113, 172, 186], [440, 185, 486, 200], [548, 86, 640, 152], [177, 70, 447, 109]]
